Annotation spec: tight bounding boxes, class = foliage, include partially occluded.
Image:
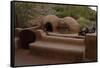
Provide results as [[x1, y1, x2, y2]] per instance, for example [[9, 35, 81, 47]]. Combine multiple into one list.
[[15, 2, 57, 28], [53, 5, 96, 21], [15, 2, 37, 28], [15, 2, 97, 28], [53, 5, 97, 29], [77, 17, 91, 27]]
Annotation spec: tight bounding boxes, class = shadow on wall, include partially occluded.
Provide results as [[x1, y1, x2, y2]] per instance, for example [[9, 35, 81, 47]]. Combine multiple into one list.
[[44, 22, 53, 32], [19, 30, 36, 49]]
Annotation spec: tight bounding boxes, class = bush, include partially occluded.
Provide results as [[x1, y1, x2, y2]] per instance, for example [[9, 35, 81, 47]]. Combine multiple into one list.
[[77, 17, 91, 27]]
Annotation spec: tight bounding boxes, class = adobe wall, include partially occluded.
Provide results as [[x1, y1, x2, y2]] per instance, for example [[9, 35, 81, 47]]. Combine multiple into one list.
[[85, 33, 97, 61]]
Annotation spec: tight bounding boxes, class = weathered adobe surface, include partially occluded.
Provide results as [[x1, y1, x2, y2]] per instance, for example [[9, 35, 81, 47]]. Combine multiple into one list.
[[15, 28, 96, 64], [34, 15, 80, 33], [29, 30, 85, 61]]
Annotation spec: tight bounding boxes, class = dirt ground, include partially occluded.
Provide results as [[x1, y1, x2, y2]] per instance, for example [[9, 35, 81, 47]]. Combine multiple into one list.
[[15, 49, 75, 66]]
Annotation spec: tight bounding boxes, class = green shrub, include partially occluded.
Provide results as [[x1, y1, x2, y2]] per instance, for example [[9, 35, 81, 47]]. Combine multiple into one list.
[[77, 17, 91, 27]]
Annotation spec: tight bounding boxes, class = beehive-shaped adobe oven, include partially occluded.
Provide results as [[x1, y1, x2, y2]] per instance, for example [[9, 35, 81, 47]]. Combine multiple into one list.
[[62, 17, 80, 33], [42, 15, 59, 32]]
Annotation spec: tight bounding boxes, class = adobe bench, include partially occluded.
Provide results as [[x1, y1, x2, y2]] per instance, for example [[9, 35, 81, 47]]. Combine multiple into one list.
[[29, 30, 85, 62], [15, 28, 97, 62]]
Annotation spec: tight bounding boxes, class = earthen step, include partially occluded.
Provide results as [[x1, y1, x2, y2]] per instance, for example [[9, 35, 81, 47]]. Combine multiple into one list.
[[42, 35, 85, 46], [29, 40, 85, 61]]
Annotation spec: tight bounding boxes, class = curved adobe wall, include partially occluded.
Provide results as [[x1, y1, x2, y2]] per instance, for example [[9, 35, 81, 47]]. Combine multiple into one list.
[[42, 15, 59, 32], [62, 17, 80, 33]]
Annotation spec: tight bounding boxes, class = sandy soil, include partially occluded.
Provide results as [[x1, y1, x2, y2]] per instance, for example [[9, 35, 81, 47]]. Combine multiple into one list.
[[15, 49, 74, 66]]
